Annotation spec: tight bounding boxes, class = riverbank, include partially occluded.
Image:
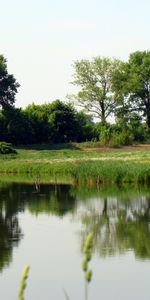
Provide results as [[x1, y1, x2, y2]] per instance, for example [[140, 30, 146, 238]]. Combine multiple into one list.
[[0, 143, 150, 183]]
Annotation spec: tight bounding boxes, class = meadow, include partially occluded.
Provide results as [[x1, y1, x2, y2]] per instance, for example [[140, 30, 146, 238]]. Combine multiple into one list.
[[0, 143, 150, 184]]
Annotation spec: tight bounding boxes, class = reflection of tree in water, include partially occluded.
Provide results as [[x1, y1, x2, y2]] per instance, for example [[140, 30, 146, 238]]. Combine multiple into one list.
[[27, 184, 76, 216], [80, 196, 150, 259], [0, 182, 77, 217], [0, 204, 22, 272], [0, 182, 77, 272], [116, 198, 150, 258], [1, 180, 150, 273]]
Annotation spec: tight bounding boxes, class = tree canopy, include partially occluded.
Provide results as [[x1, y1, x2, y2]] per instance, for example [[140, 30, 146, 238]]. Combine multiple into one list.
[[0, 55, 19, 109], [112, 50, 150, 128], [69, 57, 120, 124]]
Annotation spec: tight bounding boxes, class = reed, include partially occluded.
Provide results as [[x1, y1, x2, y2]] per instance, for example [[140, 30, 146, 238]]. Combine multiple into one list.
[[1, 160, 150, 183], [18, 265, 30, 300], [73, 160, 150, 184]]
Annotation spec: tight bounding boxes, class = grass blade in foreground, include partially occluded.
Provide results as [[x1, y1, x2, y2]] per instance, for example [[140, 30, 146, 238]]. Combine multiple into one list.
[[18, 265, 30, 300]]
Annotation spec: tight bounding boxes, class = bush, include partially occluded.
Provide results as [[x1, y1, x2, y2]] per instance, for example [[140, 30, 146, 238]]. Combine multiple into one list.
[[109, 130, 134, 147], [0, 142, 17, 154], [97, 123, 135, 147]]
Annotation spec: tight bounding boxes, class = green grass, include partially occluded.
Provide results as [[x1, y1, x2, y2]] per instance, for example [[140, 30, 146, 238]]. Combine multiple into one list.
[[1, 143, 150, 161], [73, 160, 150, 183], [1, 143, 150, 183]]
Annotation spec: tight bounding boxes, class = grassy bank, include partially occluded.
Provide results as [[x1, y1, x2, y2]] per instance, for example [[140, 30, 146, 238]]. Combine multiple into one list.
[[1, 143, 150, 183]]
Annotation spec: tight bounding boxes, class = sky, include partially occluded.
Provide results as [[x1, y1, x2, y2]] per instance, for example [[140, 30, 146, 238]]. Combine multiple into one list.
[[0, 0, 150, 108]]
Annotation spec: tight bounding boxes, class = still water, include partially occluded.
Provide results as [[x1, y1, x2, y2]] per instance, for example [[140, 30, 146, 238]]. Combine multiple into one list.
[[0, 181, 150, 300]]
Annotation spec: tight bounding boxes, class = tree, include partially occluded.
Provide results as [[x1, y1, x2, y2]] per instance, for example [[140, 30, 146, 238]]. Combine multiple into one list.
[[2, 107, 32, 144], [0, 109, 6, 141], [69, 57, 120, 124], [112, 50, 150, 128], [76, 111, 95, 142], [0, 55, 19, 109], [25, 103, 50, 143], [48, 100, 79, 142]]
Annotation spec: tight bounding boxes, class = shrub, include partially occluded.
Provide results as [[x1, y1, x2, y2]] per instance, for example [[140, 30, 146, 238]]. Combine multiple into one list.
[[0, 142, 17, 154], [109, 130, 134, 147], [97, 123, 134, 147]]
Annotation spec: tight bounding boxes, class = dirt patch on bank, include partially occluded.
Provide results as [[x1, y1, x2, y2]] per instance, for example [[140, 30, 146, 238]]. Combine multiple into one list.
[[80, 144, 150, 152]]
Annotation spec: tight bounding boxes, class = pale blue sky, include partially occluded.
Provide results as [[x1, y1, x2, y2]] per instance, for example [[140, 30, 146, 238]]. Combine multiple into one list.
[[0, 0, 150, 107]]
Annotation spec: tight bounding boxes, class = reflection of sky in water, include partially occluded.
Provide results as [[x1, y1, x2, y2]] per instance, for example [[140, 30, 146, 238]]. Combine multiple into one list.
[[0, 183, 150, 300]]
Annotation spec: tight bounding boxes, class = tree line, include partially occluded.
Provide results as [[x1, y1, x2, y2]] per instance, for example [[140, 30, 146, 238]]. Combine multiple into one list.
[[0, 50, 150, 145], [0, 101, 94, 144]]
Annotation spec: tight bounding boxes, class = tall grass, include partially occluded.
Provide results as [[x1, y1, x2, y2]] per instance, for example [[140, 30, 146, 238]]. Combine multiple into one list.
[[73, 160, 150, 183], [1, 143, 150, 183], [0, 159, 150, 183]]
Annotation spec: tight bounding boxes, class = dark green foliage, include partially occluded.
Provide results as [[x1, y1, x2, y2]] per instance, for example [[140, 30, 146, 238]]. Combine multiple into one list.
[[24, 103, 50, 143], [0, 100, 96, 145], [112, 50, 150, 128], [1, 107, 32, 144], [0, 142, 17, 154], [95, 123, 132, 147], [24, 100, 84, 143], [0, 55, 19, 109], [75, 111, 95, 142], [47, 100, 79, 143], [95, 119, 150, 147]]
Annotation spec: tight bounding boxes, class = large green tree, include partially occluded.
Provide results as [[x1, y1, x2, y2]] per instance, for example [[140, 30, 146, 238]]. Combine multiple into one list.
[[113, 50, 150, 128], [47, 100, 79, 142], [25, 103, 50, 143], [69, 57, 120, 124], [0, 55, 19, 109]]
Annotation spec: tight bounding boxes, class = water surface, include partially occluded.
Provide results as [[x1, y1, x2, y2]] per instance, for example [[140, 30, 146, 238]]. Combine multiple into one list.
[[0, 181, 150, 300]]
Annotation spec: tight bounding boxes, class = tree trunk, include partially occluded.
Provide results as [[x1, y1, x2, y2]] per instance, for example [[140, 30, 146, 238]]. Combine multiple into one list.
[[100, 100, 106, 124], [147, 112, 150, 128], [145, 99, 150, 128]]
